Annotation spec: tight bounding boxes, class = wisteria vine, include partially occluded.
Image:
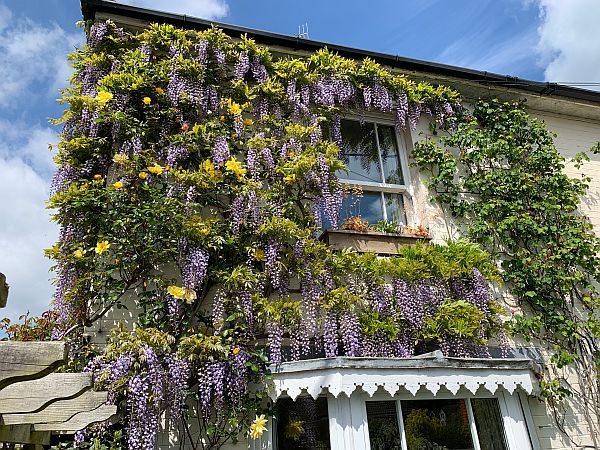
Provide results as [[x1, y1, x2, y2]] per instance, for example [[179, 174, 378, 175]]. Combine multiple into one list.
[[46, 20, 502, 449]]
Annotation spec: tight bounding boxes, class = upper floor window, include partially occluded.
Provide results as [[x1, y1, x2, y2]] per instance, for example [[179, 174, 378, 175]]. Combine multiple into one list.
[[336, 118, 411, 228]]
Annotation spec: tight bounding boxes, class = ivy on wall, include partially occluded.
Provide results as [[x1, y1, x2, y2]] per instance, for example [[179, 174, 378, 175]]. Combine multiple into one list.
[[413, 99, 600, 440]]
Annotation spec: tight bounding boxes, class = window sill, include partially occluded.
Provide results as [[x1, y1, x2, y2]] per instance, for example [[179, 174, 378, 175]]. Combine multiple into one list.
[[320, 229, 431, 255]]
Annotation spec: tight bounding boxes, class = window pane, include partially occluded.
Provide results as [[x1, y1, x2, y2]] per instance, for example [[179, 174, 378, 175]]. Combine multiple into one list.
[[338, 120, 383, 183], [377, 124, 405, 185], [471, 398, 509, 450], [340, 191, 384, 226], [384, 193, 406, 225], [401, 399, 474, 450], [366, 401, 402, 450], [275, 397, 331, 450]]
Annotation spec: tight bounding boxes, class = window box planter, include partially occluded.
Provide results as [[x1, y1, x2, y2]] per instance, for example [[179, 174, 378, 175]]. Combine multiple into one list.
[[320, 229, 431, 255]]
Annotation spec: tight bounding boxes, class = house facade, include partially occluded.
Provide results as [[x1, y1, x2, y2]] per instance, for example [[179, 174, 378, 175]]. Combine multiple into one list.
[[67, 2, 600, 450]]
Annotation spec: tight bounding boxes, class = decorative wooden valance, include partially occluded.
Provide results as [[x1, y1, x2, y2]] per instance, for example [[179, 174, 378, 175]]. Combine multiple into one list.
[[269, 352, 539, 401]]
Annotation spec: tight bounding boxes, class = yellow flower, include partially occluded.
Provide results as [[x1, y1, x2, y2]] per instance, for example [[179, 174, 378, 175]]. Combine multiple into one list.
[[167, 285, 197, 304], [112, 181, 124, 189], [94, 174, 103, 181], [243, 118, 254, 127], [227, 99, 242, 115], [202, 159, 215, 176], [113, 153, 129, 164], [249, 415, 268, 440], [284, 420, 305, 440], [148, 164, 163, 175], [199, 227, 210, 237], [73, 249, 85, 258], [155, 87, 164, 94], [225, 157, 246, 178], [139, 171, 148, 179], [232, 347, 241, 355], [95, 90, 113, 106], [283, 173, 297, 185], [254, 249, 265, 261], [143, 96, 152, 105], [219, 115, 225, 122], [95, 241, 110, 255]]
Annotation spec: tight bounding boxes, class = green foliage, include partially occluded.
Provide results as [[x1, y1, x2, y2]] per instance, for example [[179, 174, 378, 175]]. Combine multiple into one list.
[[34, 18, 508, 450], [413, 98, 600, 408], [422, 300, 485, 341]]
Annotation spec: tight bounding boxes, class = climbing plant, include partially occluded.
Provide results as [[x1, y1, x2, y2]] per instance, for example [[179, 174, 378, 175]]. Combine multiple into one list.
[[39, 20, 507, 448], [412, 98, 600, 440]]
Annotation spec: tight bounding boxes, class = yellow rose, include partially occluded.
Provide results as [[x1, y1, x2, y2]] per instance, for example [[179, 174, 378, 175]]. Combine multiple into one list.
[[148, 164, 163, 175], [227, 99, 242, 115], [249, 415, 268, 440], [225, 157, 246, 178], [95, 91, 113, 106], [139, 171, 148, 179], [74, 249, 85, 258], [283, 173, 297, 185], [95, 241, 110, 255], [143, 96, 152, 105], [254, 249, 265, 261], [167, 285, 197, 304], [113, 153, 129, 164], [202, 159, 215, 176], [112, 181, 124, 189]]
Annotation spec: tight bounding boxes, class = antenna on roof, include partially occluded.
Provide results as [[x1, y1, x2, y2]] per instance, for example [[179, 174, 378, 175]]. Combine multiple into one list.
[[297, 23, 309, 40]]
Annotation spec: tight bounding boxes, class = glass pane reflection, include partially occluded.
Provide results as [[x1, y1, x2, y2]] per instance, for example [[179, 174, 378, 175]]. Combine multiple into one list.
[[401, 399, 474, 450], [471, 398, 509, 450], [366, 401, 402, 450], [338, 120, 382, 183], [340, 191, 383, 226], [275, 397, 331, 450], [377, 124, 405, 185], [384, 193, 406, 225]]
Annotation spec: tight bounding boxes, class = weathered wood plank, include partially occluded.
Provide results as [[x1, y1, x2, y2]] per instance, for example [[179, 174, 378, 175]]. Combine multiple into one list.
[[0, 341, 68, 390], [34, 404, 117, 433], [0, 424, 50, 445], [0, 273, 7, 308], [0, 372, 92, 414], [320, 229, 430, 255], [2, 391, 108, 425]]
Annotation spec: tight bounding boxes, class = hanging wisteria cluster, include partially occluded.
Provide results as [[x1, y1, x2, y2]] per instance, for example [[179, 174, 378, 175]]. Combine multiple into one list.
[[48, 19, 500, 449]]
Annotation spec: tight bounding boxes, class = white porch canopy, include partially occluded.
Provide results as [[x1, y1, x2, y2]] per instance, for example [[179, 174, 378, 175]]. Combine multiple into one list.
[[269, 351, 539, 400]]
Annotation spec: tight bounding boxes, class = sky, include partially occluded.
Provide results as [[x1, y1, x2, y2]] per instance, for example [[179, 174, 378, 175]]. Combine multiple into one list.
[[1, 0, 600, 323]]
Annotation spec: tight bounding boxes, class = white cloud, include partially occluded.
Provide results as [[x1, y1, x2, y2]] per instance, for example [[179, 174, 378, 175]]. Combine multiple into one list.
[[0, 2, 11, 31], [126, 0, 229, 20], [0, 132, 59, 323], [439, 27, 538, 75], [536, 0, 600, 88], [0, 1, 73, 322], [0, 15, 81, 108]]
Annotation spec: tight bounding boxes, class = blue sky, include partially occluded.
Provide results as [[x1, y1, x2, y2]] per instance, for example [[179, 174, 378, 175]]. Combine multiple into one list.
[[1, 0, 599, 323]]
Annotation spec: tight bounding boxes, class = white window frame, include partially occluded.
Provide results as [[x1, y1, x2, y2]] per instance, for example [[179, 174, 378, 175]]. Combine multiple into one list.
[[328, 389, 536, 450], [337, 114, 415, 226]]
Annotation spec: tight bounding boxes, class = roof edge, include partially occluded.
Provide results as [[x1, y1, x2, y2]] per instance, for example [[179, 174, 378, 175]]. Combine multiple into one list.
[[80, 0, 600, 104]]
